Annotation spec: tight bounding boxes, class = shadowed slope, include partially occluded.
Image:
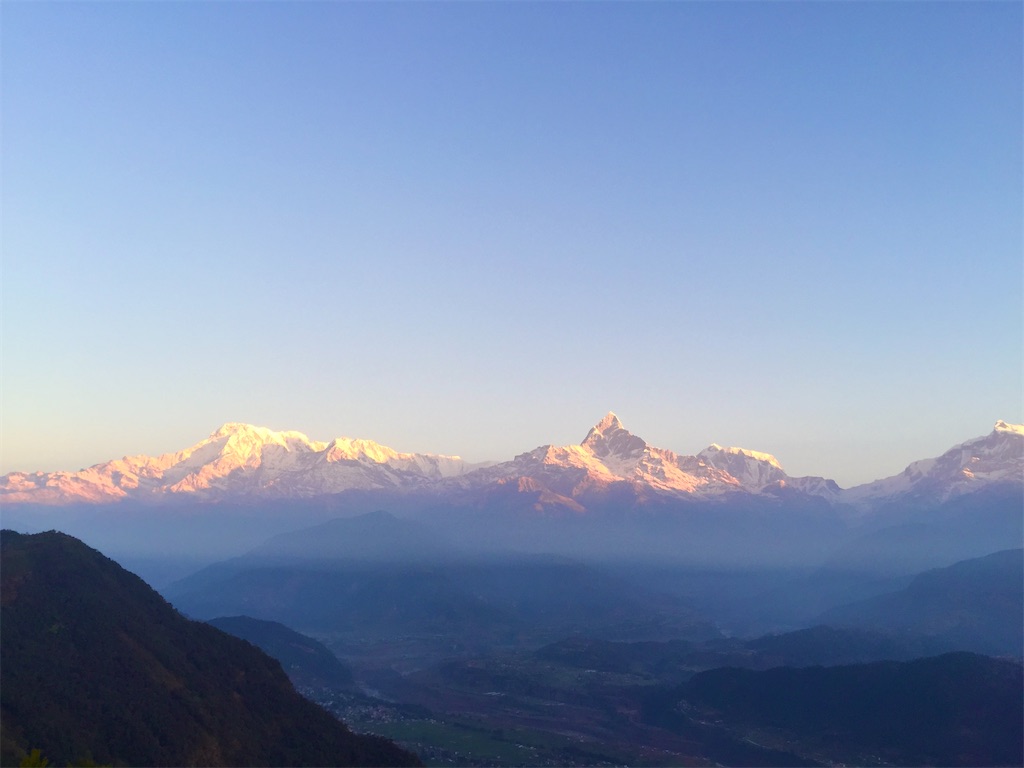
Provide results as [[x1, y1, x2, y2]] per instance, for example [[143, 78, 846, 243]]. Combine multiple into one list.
[[207, 615, 356, 690], [645, 652, 1023, 766], [0, 529, 419, 767]]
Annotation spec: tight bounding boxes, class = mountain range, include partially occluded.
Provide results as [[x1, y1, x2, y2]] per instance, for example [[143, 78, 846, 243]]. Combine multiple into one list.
[[4, 414, 1021, 514]]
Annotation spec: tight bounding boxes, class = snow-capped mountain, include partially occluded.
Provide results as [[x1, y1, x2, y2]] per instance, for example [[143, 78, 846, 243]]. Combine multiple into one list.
[[0, 422, 483, 505], [844, 420, 1024, 507], [462, 412, 832, 502], [696, 443, 843, 499], [2, 415, 1019, 513]]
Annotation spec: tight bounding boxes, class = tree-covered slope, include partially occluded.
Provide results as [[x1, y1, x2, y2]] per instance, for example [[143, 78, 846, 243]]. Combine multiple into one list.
[[0, 529, 419, 767]]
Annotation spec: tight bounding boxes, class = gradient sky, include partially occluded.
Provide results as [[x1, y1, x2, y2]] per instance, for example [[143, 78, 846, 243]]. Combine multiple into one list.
[[2, 2, 1021, 488]]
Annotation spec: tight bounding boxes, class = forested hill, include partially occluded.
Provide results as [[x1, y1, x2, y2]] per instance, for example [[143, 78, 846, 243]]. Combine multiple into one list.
[[0, 529, 420, 767]]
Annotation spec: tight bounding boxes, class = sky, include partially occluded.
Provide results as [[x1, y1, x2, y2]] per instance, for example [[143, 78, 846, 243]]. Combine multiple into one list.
[[2, 2, 1021, 488]]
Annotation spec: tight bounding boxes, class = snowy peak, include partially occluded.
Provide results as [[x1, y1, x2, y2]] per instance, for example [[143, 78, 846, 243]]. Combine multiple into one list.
[[208, 422, 319, 445], [993, 419, 1024, 436], [199, 423, 327, 463], [699, 444, 784, 471], [3, 416, 1019, 510], [151, 423, 328, 493], [210, 422, 259, 439], [586, 412, 625, 438], [697, 443, 787, 489], [846, 420, 1023, 505], [324, 437, 400, 465], [322, 436, 476, 480], [483, 414, 778, 497], [581, 412, 647, 462], [0, 424, 472, 504]]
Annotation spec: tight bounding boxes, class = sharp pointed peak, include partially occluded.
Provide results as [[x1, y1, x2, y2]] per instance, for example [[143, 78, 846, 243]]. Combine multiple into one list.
[[581, 412, 628, 447], [592, 411, 623, 433], [581, 411, 646, 458]]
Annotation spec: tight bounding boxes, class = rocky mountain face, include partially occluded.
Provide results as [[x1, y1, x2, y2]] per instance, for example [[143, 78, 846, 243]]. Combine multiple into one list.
[[844, 420, 1024, 507], [2, 414, 1020, 516], [449, 412, 846, 515]]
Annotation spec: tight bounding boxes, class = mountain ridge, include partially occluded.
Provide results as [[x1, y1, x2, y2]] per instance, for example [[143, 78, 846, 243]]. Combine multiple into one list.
[[3, 414, 1020, 514]]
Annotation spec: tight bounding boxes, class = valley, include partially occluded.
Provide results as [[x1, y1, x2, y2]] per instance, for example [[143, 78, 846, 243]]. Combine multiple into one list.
[[182, 541, 1021, 767]]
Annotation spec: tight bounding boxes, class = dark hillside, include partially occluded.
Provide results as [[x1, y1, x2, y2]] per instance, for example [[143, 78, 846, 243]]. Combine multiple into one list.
[[536, 625, 948, 681], [646, 652, 1023, 766], [743, 624, 948, 666], [207, 615, 356, 690], [0, 529, 419, 767]]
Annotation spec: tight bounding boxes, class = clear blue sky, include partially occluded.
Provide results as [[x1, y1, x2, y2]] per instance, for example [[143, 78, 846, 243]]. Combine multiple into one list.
[[2, 2, 1021, 487]]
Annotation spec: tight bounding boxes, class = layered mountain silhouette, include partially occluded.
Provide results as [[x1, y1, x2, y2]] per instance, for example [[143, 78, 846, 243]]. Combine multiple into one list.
[[819, 548, 1024, 655], [0, 530, 419, 767], [166, 543, 721, 647]]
